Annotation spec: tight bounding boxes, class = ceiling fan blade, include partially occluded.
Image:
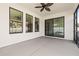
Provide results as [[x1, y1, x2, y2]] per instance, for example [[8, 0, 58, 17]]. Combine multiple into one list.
[[40, 3, 45, 6], [35, 6, 42, 8], [40, 8, 44, 12], [46, 3, 53, 7], [45, 7, 51, 11]]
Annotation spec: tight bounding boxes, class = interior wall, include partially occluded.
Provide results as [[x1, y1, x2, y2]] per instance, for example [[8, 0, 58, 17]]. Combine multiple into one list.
[[0, 3, 44, 48], [44, 10, 74, 40]]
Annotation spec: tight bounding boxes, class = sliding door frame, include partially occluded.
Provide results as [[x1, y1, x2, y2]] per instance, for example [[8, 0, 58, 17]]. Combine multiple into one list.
[[74, 4, 79, 44]]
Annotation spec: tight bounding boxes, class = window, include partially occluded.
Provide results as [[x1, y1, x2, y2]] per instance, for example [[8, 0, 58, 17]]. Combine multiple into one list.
[[9, 7, 23, 34], [35, 17, 39, 32], [26, 14, 33, 32]]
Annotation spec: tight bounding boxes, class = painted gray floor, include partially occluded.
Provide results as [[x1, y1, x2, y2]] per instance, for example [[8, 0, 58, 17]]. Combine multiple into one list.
[[0, 36, 79, 56]]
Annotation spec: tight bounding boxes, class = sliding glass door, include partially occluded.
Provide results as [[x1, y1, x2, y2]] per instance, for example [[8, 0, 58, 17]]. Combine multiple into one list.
[[45, 16, 64, 38], [74, 5, 79, 47], [77, 8, 79, 46]]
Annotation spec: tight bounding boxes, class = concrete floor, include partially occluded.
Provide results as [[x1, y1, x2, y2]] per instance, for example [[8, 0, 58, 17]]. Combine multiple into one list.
[[0, 36, 79, 56]]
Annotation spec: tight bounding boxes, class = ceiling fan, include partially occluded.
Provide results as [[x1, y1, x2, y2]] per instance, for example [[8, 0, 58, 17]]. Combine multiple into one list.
[[35, 3, 54, 12]]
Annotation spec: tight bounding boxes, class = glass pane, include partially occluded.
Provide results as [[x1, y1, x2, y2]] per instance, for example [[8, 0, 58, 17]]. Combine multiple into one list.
[[53, 17, 64, 37], [45, 20, 53, 36], [9, 7, 23, 34], [26, 14, 33, 32], [74, 12, 77, 39], [35, 17, 39, 32], [77, 8, 79, 39], [48, 20, 53, 36], [45, 20, 49, 36]]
